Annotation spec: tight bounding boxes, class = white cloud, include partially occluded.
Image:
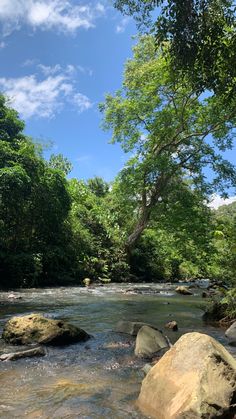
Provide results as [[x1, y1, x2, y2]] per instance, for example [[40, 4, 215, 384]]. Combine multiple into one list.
[[116, 16, 130, 34], [0, 0, 105, 36], [208, 194, 236, 209], [0, 41, 6, 48], [22, 58, 39, 67], [0, 66, 92, 119], [38, 63, 63, 75], [77, 65, 93, 76], [73, 92, 92, 113]]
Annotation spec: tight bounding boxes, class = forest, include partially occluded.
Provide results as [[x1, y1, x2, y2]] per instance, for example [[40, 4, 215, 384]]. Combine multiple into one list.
[[0, 1, 236, 312]]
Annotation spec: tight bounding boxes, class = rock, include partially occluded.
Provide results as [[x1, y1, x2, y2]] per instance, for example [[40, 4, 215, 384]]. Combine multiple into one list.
[[114, 320, 159, 336], [142, 363, 153, 375], [175, 286, 192, 295], [2, 313, 90, 346], [225, 321, 236, 346], [165, 321, 178, 331], [83, 278, 91, 287], [8, 293, 22, 300], [202, 301, 228, 322], [202, 291, 209, 298], [135, 326, 170, 358], [138, 332, 236, 418], [0, 346, 46, 361]]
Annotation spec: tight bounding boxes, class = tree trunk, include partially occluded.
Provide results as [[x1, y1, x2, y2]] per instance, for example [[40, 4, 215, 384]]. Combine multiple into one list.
[[0, 346, 46, 361], [125, 206, 151, 252]]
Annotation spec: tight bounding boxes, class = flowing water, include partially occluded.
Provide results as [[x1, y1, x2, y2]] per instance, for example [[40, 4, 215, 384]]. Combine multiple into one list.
[[0, 282, 235, 419]]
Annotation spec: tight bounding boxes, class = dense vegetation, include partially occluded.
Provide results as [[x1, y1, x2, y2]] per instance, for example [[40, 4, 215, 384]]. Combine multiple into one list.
[[0, 88, 235, 290], [0, 3, 235, 316]]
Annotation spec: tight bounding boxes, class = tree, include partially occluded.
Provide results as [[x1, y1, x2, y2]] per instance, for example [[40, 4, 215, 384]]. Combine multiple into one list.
[[87, 176, 109, 197], [49, 153, 72, 176], [100, 36, 236, 251], [211, 201, 236, 283], [0, 95, 72, 287], [113, 0, 236, 94]]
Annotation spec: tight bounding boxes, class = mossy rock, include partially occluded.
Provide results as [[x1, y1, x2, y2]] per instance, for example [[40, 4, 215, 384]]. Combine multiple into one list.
[[2, 313, 90, 346]]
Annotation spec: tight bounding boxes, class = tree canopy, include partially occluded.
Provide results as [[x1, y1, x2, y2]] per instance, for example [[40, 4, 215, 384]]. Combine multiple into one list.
[[100, 36, 236, 249], [114, 0, 236, 94]]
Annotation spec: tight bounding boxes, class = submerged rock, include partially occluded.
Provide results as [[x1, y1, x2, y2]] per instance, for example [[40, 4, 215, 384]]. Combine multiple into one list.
[[2, 313, 90, 346], [114, 320, 158, 336], [225, 321, 236, 346], [175, 286, 192, 295], [138, 332, 236, 418], [135, 325, 169, 359]]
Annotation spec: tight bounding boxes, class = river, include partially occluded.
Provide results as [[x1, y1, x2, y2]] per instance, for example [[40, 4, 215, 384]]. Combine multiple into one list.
[[0, 282, 234, 418]]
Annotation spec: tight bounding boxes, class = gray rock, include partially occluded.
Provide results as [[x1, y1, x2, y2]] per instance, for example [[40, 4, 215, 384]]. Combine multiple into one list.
[[135, 325, 169, 358], [225, 321, 236, 345], [114, 320, 159, 336]]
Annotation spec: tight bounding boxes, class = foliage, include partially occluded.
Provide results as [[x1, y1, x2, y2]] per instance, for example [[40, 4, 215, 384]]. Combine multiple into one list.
[[203, 287, 236, 322], [113, 0, 236, 94], [49, 153, 73, 175], [207, 201, 236, 283], [0, 95, 72, 287], [87, 176, 109, 197], [100, 35, 236, 250]]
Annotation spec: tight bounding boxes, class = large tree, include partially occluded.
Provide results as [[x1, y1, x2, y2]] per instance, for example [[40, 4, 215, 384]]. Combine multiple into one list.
[[114, 0, 236, 94], [100, 36, 236, 251]]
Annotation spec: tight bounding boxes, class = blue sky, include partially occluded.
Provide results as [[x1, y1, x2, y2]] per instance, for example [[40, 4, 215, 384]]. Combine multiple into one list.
[[0, 0, 136, 181], [0, 0, 235, 207]]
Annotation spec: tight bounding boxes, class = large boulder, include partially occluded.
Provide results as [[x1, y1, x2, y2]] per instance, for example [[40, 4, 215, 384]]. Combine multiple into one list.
[[114, 320, 158, 336], [138, 332, 236, 418], [175, 286, 192, 295], [225, 321, 236, 345], [135, 325, 170, 358], [2, 313, 90, 346]]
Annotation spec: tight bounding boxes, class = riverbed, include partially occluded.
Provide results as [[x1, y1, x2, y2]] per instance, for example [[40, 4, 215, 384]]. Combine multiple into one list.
[[0, 283, 234, 418]]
